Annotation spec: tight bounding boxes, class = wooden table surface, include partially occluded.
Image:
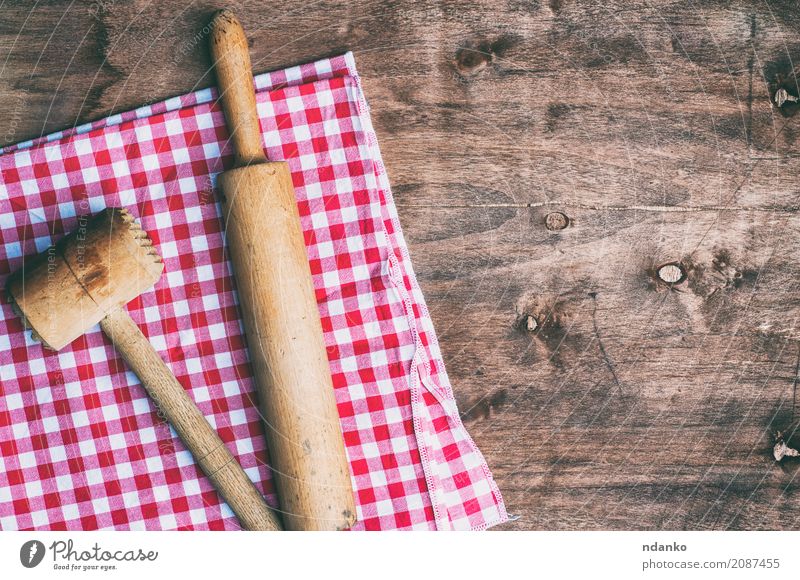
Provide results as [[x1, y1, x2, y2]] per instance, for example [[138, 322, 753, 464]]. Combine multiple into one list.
[[3, 0, 800, 530]]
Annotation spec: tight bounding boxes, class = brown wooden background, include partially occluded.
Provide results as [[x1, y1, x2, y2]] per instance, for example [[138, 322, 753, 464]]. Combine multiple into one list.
[[3, 0, 800, 530]]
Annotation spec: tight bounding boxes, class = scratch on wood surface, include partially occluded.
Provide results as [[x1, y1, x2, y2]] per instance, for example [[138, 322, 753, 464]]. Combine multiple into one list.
[[688, 117, 794, 258], [793, 342, 800, 426], [589, 292, 622, 394]]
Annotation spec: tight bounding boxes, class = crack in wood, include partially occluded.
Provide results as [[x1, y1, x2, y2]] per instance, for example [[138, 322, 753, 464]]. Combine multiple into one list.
[[746, 12, 755, 148], [793, 342, 800, 426], [396, 201, 800, 213]]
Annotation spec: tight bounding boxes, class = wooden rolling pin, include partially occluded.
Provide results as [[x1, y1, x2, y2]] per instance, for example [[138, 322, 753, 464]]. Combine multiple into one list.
[[210, 9, 356, 531]]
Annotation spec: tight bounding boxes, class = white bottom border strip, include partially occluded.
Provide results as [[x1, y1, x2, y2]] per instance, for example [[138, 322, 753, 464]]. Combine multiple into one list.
[[0, 531, 797, 579]]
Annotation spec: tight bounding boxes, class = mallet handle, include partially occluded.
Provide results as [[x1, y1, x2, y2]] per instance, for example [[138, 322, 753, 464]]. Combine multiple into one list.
[[100, 307, 283, 531], [209, 9, 267, 168]]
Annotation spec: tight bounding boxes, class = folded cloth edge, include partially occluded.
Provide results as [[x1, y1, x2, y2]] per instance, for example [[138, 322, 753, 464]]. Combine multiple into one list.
[[340, 53, 508, 530]]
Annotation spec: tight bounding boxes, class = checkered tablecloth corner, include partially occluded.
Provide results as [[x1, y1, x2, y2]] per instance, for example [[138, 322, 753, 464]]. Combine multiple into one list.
[[0, 52, 507, 531]]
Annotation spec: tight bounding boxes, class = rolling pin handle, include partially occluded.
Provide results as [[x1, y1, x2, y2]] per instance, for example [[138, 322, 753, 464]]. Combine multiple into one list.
[[210, 9, 268, 168]]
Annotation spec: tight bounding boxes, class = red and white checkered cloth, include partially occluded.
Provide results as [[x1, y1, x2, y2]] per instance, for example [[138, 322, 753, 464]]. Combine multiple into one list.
[[0, 53, 507, 531]]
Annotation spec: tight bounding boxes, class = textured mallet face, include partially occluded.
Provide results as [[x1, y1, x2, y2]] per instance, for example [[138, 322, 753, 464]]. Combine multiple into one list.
[[6, 208, 163, 350]]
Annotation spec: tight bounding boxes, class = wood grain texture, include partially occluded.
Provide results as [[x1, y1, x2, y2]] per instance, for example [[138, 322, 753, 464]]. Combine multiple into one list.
[[2, 0, 800, 530], [209, 9, 268, 167]]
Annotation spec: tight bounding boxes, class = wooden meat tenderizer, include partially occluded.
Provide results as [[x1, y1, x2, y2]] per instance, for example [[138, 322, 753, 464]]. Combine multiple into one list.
[[6, 208, 282, 531], [210, 9, 356, 530]]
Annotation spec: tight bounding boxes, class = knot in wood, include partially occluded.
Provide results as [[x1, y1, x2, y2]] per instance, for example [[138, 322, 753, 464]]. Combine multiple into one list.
[[545, 212, 569, 231], [454, 47, 492, 76], [657, 262, 686, 284], [775, 88, 799, 108]]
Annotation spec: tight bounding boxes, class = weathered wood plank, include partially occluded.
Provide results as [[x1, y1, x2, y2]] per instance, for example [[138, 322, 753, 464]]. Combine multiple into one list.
[[1, 0, 800, 530], [412, 207, 800, 529]]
